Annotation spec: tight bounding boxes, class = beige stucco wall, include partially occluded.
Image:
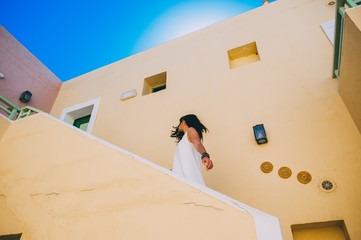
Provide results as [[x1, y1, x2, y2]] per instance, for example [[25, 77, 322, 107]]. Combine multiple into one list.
[[339, 6, 361, 133], [0, 25, 62, 113], [0, 115, 10, 140], [0, 113, 258, 239], [50, 0, 361, 239]]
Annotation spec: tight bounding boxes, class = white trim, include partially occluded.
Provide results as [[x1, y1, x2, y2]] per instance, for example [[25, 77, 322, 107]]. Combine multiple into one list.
[[60, 97, 101, 134]]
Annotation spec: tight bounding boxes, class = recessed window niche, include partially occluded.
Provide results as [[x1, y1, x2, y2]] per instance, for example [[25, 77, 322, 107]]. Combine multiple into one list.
[[142, 71, 167, 96], [60, 97, 101, 134], [291, 220, 350, 240], [227, 42, 260, 69]]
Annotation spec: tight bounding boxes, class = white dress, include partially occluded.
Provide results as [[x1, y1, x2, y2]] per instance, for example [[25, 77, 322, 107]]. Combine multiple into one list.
[[172, 131, 205, 185]]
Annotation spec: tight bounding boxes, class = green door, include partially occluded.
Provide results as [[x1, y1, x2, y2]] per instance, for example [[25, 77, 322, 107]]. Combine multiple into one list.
[[73, 115, 91, 131]]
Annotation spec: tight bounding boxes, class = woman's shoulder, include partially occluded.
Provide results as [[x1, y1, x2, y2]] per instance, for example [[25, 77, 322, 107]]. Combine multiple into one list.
[[186, 127, 200, 142], [187, 127, 197, 134]]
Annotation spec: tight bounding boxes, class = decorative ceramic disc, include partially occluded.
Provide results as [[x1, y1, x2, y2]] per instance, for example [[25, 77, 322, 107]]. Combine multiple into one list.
[[297, 171, 312, 184], [278, 166, 292, 179], [260, 162, 273, 173]]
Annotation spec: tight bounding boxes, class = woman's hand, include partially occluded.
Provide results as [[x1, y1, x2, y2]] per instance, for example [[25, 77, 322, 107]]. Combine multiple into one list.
[[202, 157, 213, 170]]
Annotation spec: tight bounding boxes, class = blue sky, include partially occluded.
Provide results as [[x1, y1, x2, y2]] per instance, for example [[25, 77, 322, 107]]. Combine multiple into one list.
[[1, 0, 273, 81]]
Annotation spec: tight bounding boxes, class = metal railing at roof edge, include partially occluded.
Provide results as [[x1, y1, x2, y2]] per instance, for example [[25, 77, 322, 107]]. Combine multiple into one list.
[[333, 0, 361, 78], [0, 95, 41, 120]]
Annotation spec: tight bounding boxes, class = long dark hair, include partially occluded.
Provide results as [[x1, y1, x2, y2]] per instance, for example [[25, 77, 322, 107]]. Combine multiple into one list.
[[171, 114, 208, 143]]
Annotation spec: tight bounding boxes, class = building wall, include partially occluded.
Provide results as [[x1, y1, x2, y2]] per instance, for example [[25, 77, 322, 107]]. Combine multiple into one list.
[[339, 6, 361, 133], [0, 115, 10, 140], [0, 113, 258, 240], [0, 25, 62, 113], [50, 0, 361, 239]]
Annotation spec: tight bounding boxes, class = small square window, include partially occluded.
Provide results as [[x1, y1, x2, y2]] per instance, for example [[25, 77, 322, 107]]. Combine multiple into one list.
[[142, 72, 167, 96], [291, 220, 350, 240], [227, 42, 260, 69]]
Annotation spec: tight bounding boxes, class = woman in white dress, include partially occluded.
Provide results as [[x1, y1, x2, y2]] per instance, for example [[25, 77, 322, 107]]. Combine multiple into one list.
[[171, 114, 213, 185]]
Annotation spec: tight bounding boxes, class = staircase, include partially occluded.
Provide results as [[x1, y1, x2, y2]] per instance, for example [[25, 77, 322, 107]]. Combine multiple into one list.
[[0, 113, 282, 240]]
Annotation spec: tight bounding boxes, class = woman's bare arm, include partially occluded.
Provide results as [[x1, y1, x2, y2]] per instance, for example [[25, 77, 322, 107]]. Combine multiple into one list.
[[187, 128, 213, 170]]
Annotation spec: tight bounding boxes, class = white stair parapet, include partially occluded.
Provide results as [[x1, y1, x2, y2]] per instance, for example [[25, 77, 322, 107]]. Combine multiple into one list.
[[133, 157, 283, 240], [48, 112, 283, 240]]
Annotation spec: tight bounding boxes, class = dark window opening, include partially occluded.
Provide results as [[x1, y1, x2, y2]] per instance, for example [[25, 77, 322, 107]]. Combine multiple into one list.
[[0, 233, 22, 240], [152, 84, 166, 93]]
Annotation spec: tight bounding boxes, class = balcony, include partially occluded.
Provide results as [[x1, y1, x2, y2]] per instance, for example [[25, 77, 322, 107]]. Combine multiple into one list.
[[0, 95, 40, 120]]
